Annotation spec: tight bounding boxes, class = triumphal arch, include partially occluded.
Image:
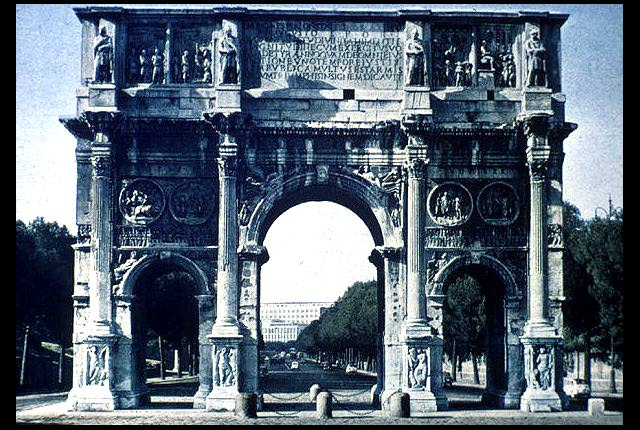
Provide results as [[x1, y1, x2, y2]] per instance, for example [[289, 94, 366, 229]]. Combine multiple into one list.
[[61, 6, 576, 414]]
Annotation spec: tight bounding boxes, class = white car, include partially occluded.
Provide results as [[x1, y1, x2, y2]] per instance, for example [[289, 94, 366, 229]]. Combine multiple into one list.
[[290, 361, 300, 370], [565, 378, 590, 399], [345, 364, 357, 374]]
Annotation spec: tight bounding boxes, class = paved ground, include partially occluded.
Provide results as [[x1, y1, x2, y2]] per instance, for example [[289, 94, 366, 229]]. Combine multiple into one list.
[[16, 362, 623, 425]]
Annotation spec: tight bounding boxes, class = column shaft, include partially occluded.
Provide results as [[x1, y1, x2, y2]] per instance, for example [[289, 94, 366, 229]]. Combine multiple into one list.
[[406, 160, 426, 323], [89, 140, 114, 330], [213, 153, 240, 335], [528, 177, 547, 323]]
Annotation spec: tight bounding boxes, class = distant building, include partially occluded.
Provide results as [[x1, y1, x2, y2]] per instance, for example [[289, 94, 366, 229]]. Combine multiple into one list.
[[260, 301, 333, 343]]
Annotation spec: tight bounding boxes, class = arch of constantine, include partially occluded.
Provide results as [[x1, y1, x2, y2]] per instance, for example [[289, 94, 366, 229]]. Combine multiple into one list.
[[61, 6, 576, 414]]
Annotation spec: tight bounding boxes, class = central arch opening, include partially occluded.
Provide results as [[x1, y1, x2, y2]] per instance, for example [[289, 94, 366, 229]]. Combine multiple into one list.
[[258, 200, 381, 412]]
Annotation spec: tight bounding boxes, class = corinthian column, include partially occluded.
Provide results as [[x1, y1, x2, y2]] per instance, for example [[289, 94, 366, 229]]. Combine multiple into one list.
[[520, 114, 563, 412], [207, 130, 243, 412], [67, 111, 120, 412], [211, 136, 241, 337]]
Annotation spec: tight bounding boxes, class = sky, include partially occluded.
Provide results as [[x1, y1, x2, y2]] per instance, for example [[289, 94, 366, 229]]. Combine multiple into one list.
[[16, 4, 623, 303]]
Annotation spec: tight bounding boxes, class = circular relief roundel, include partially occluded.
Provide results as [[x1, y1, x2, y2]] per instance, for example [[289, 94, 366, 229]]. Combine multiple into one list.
[[477, 182, 520, 225], [427, 182, 473, 227], [119, 179, 165, 225], [169, 181, 216, 225]]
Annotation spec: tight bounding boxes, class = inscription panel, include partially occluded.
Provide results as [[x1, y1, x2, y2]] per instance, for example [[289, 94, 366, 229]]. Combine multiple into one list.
[[244, 20, 404, 89]]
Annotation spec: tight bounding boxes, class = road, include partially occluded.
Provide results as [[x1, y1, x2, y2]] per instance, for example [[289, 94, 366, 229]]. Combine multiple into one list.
[[16, 360, 623, 425]]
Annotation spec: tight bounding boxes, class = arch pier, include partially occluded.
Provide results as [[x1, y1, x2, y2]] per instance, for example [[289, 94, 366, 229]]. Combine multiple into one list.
[[62, 6, 576, 414]]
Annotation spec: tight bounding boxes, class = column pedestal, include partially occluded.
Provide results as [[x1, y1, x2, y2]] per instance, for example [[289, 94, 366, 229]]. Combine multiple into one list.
[[67, 335, 118, 411], [519, 336, 562, 412], [206, 336, 243, 411]]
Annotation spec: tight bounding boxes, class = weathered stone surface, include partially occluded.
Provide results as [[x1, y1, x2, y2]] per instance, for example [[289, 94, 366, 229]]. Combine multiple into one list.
[[588, 398, 605, 416], [62, 5, 575, 415], [316, 391, 332, 419]]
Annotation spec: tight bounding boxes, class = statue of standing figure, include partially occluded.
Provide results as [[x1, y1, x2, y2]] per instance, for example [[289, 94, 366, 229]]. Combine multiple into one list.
[[535, 346, 552, 390], [525, 28, 547, 87], [219, 26, 238, 84], [181, 49, 191, 83], [93, 27, 113, 83], [151, 48, 165, 84], [139, 49, 152, 83], [405, 29, 425, 86]]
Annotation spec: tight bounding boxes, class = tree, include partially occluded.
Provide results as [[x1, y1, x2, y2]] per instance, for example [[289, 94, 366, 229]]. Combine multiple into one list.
[[561, 202, 599, 382], [16, 218, 75, 347], [297, 280, 377, 359], [443, 274, 486, 384], [575, 210, 623, 391]]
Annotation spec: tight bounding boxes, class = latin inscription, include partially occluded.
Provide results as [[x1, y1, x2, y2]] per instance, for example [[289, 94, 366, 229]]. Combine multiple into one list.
[[244, 21, 404, 89]]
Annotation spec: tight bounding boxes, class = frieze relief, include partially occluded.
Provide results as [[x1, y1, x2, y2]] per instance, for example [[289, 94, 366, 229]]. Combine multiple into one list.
[[117, 224, 214, 247], [427, 183, 473, 227], [119, 179, 165, 225], [477, 182, 520, 225], [169, 181, 216, 225], [427, 251, 455, 284], [426, 225, 527, 248]]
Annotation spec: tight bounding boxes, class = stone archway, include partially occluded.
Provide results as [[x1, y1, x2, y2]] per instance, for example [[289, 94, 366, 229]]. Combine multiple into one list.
[[428, 253, 523, 408], [111, 252, 214, 409], [235, 170, 403, 407]]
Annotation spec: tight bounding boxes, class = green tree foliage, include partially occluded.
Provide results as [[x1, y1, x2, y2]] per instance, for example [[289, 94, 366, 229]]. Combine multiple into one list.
[[443, 274, 486, 364], [16, 218, 75, 346], [575, 210, 623, 359], [562, 202, 600, 352], [297, 280, 377, 356], [143, 271, 198, 350]]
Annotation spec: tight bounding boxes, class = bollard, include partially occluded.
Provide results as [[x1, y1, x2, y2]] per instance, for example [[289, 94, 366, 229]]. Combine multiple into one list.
[[310, 383, 323, 402], [588, 398, 605, 416], [388, 391, 410, 418], [235, 392, 258, 419], [316, 390, 332, 419]]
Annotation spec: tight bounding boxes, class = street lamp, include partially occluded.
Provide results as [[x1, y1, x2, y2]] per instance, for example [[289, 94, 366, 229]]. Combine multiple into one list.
[[594, 195, 623, 220], [594, 194, 622, 394]]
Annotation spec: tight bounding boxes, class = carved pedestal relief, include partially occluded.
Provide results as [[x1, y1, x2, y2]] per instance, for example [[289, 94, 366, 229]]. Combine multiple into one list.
[[407, 347, 429, 390], [213, 345, 237, 387], [119, 179, 165, 225], [427, 183, 473, 226], [524, 344, 555, 391], [86, 345, 109, 386]]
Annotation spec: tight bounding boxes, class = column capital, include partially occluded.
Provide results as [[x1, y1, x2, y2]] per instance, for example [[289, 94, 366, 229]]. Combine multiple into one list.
[[526, 145, 551, 182], [203, 111, 254, 139], [90, 155, 114, 178], [82, 110, 123, 141], [238, 244, 270, 265]]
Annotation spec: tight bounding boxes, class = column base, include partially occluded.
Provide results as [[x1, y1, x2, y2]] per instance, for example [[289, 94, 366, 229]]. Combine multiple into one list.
[[206, 387, 239, 412], [67, 386, 118, 411], [520, 388, 562, 412], [403, 389, 446, 415], [193, 385, 211, 409], [482, 389, 522, 409], [115, 389, 150, 409]]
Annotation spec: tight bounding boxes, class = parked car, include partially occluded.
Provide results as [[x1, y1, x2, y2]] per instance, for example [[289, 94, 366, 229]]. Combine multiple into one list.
[[322, 361, 332, 371], [443, 371, 453, 387], [345, 364, 357, 374], [565, 378, 590, 399], [290, 361, 300, 370]]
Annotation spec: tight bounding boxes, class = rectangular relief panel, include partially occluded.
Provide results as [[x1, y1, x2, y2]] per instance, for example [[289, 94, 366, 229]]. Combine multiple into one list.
[[126, 24, 166, 85], [243, 20, 405, 90], [475, 24, 520, 88], [431, 26, 474, 88], [172, 23, 215, 84]]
